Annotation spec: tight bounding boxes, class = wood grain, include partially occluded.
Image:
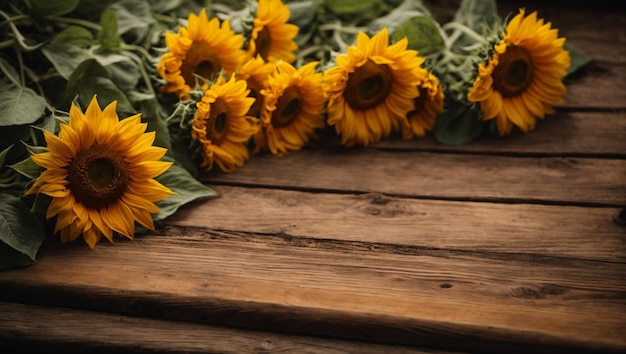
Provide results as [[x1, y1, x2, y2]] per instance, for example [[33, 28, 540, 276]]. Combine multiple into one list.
[[164, 186, 626, 262], [0, 302, 446, 354], [0, 231, 624, 353], [563, 64, 626, 109], [497, 1, 626, 64], [205, 150, 626, 206]]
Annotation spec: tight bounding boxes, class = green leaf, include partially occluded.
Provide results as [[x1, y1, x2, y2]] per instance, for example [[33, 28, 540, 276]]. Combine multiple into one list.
[[42, 44, 94, 80], [369, 0, 431, 34], [52, 26, 94, 46], [109, 0, 157, 43], [434, 99, 485, 145], [565, 43, 593, 76], [391, 16, 445, 56], [98, 10, 122, 52], [288, 0, 323, 28], [29, 0, 80, 17], [324, 0, 379, 15], [26, 144, 49, 155], [453, 0, 498, 35], [0, 145, 13, 167], [0, 241, 35, 270], [71, 0, 120, 21], [0, 194, 46, 267], [65, 59, 135, 115], [0, 58, 20, 86], [0, 83, 47, 127], [9, 157, 43, 180], [153, 163, 219, 223], [96, 54, 141, 92]]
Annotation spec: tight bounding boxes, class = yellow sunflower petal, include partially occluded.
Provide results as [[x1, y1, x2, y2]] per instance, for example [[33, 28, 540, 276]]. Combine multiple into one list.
[[26, 94, 173, 248], [467, 8, 570, 135], [323, 28, 426, 146]]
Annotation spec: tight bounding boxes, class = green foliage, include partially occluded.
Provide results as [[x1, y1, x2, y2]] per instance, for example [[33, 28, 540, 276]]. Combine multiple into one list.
[[453, 0, 499, 38], [98, 10, 123, 52], [0, 194, 46, 269], [153, 162, 219, 222], [52, 26, 95, 46], [0, 84, 47, 127], [391, 16, 444, 56], [28, 0, 80, 17], [434, 99, 485, 145], [65, 59, 135, 114], [323, 0, 382, 19], [565, 43, 593, 76], [369, 0, 431, 34]]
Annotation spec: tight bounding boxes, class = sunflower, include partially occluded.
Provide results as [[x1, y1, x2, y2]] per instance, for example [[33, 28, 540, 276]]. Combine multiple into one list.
[[235, 55, 275, 119], [157, 8, 247, 99], [191, 75, 258, 172], [323, 28, 428, 147], [401, 74, 444, 139], [25, 95, 174, 249], [467, 9, 570, 136], [253, 61, 326, 156], [247, 0, 299, 63]]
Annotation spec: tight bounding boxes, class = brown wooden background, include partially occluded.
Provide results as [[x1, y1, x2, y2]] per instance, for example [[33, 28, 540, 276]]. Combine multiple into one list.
[[1, 1, 625, 353]]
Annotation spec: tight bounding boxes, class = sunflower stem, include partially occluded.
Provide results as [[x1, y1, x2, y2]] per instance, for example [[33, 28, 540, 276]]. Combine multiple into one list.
[[443, 22, 489, 45], [121, 44, 159, 64], [296, 44, 332, 62], [0, 39, 14, 50], [318, 23, 366, 34], [123, 50, 156, 97], [46, 15, 101, 31], [0, 10, 45, 52]]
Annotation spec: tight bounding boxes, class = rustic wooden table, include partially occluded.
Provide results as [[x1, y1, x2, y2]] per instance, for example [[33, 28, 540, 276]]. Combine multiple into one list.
[[1, 2, 625, 353]]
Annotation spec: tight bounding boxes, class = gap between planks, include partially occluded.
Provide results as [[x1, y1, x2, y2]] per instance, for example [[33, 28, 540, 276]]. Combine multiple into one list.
[[202, 151, 626, 207]]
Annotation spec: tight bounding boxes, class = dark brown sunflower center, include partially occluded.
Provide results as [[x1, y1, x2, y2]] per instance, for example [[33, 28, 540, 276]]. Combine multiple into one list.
[[344, 59, 393, 111], [206, 98, 230, 144], [254, 27, 272, 61], [67, 144, 129, 210], [246, 77, 264, 118], [271, 86, 302, 127], [492, 45, 534, 98], [180, 42, 222, 87]]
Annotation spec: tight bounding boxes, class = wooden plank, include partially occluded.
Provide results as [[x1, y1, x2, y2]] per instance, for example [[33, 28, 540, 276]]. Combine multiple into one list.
[[165, 186, 626, 262], [334, 111, 626, 157], [563, 64, 626, 109], [205, 151, 626, 206], [0, 231, 624, 353], [0, 302, 446, 354]]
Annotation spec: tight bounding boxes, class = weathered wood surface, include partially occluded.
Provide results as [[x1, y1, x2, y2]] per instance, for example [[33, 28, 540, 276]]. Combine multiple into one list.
[[0, 302, 449, 354], [1, 2, 625, 354]]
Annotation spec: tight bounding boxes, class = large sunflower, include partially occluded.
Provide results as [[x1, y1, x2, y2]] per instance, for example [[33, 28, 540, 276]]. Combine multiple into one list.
[[25, 96, 174, 249], [323, 28, 428, 147], [253, 61, 325, 156], [401, 74, 444, 139], [467, 9, 570, 136], [157, 8, 247, 99], [191, 76, 258, 172], [247, 0, 299, 63], [235, 55, 275, 119]]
